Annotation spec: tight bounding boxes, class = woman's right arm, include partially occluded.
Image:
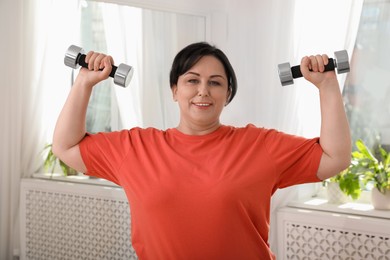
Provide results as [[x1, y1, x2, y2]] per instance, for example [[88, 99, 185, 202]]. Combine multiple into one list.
[[52, 52, 113, 173]]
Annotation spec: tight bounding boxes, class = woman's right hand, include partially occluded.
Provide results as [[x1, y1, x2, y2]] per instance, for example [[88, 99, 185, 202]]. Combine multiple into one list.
[[76, 51, 114, 87]]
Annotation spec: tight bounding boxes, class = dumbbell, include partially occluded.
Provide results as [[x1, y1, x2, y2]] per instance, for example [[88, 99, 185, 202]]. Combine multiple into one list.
[[64, 45, 134, 88], [277, 50, 350, 86]]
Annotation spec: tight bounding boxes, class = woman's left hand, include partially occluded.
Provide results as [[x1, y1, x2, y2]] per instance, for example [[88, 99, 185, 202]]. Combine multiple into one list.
[[300, 54, 338, 89]]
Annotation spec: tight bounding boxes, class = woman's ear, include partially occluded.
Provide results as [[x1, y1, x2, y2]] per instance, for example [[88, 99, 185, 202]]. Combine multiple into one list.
[[225, 87, 231, 105], [172, 85, 178, 101]]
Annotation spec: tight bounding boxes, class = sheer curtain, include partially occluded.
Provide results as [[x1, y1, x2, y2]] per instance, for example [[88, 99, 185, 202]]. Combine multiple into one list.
[[27, 1, 81, 144], [265, 0, 363, 256], [292, 0, 364, 138], [101, 4, 143, 130], [0, 0, 80, 258]]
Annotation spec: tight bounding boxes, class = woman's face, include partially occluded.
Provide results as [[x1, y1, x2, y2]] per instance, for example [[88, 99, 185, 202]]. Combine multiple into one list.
[[172, 55, 230, 131]]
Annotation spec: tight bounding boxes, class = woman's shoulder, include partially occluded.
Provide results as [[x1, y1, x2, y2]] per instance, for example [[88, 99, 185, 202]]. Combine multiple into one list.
[[125, 127, 168, 138], [89, 127, 166, 140]]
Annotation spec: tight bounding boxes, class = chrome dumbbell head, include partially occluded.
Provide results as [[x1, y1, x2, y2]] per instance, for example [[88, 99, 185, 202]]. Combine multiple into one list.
[[278, 62, 293, 86], [114, 64, 134, 88], [64, 45, 84, 69], [334, 50, 350, 74]]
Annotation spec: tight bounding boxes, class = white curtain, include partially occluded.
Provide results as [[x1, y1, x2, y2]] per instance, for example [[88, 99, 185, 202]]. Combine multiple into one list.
[[292, 0, 364, 138], [28, 0, 81, 143], [0, 0, 81, 258], [101, 4, 144, 130], [140, 10, 180, 129]]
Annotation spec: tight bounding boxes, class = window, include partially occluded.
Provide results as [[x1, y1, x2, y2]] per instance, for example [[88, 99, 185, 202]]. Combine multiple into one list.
[[343, 0, 390, 150]]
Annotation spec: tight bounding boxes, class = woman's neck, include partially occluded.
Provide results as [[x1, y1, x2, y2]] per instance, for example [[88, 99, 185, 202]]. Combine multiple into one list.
[[175, 121, 221, 136]]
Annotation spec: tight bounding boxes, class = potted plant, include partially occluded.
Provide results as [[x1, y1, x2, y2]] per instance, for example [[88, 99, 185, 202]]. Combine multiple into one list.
[[323, 164, 362, 204], [353, 139, 390, 210], [43, 144, 78, 176]]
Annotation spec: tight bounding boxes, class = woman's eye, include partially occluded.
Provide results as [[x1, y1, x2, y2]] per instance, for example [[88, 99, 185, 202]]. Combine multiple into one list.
[[188, 79, 199, 84], [209, 81, 221, 86]]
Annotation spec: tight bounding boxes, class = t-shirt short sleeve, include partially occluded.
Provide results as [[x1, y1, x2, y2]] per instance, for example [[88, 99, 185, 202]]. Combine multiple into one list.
[[263, 128, 323, 188], [79, 130, 132, 185]]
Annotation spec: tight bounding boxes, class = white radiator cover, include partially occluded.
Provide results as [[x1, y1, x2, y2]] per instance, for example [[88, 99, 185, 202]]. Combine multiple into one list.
[[20, 178, 138, 260], [277, 207, 390, 259]]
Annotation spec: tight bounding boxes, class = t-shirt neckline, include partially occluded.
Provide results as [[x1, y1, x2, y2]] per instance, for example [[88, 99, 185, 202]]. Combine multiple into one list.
[[168, 125, 230, 141]]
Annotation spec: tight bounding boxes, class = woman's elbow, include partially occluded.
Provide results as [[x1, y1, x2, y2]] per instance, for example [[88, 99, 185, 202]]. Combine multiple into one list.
[[51, 142, 62, 159], [317, 153, 351, 180], [340, 154, 352, 171]]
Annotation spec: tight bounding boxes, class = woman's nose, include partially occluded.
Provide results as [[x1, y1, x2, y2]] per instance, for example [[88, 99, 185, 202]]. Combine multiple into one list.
[[197, 82, 210, 96]]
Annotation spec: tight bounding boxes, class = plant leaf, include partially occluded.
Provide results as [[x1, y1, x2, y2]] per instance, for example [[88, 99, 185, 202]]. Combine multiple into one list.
[[355, 139, 377, 162]]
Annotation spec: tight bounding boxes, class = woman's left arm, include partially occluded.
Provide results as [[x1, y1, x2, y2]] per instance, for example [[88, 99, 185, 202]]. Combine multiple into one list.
[[300, 54, 352, 180]]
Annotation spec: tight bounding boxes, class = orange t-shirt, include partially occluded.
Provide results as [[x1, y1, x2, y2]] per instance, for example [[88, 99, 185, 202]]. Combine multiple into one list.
[[79, 124, 322, 259]]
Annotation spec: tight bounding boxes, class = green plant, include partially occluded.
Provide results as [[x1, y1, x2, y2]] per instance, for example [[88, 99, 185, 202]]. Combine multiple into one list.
[[43, 144, 78, 176], [323, 165, 362, 200], [353, 139, 390, 194]]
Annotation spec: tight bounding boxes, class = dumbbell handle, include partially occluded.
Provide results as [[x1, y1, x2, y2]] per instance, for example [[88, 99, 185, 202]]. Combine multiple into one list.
[[291, 58, 335, 78], [77, 53, 118, 78]]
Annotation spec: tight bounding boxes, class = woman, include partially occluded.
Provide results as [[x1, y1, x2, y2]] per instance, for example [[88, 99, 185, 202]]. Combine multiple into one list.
[[52, 42, 351, 259]]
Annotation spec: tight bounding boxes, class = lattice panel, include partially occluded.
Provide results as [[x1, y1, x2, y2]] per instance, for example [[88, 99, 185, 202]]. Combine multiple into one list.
[[284, 222, 390, 260], [24, 189, 138, 260]]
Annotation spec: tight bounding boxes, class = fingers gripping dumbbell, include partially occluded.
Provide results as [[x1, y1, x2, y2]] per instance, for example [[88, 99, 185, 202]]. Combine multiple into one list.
[[64, 45, 134, 88], [277, 50, 350, 86]]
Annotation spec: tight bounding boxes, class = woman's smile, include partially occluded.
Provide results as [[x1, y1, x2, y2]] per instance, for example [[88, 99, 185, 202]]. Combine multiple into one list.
[[193, 101, 212, 108]]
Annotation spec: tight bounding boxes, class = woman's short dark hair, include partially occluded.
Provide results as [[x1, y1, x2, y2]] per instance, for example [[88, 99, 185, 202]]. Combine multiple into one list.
[[169, 42, 237, 105]]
